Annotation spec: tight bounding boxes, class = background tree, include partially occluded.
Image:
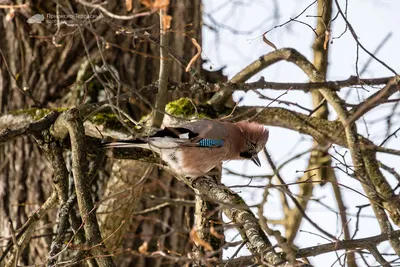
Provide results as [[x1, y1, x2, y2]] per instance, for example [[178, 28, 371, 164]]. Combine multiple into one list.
[[0, 0, 399, 266]]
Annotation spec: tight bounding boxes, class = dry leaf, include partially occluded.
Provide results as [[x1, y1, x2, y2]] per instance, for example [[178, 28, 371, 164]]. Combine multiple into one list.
[[162, 15, 172, 30], [138, 241, 149, 255], [126, 0, 132, 11], [140, 0, 151, 8], [190, 228, 213, 251], [140, 0, 170, 10], [262, 34, 277, 50], [154, 0, 170, 9], [6, 8, 15, 21], [324, 30, 330, 50], [210, 224, 224, 239], [185, 38, 201, 72]]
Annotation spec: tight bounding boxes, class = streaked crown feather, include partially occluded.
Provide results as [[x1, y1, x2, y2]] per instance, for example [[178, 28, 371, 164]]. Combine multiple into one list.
[[235, 121, 269, 151]]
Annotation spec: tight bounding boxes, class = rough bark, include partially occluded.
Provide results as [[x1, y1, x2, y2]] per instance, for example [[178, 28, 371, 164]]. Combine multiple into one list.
[[95, 1, 216, 267], [0, 1, 208, 266]]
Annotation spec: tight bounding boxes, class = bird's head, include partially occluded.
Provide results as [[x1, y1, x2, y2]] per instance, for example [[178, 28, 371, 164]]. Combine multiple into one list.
[[236, 121, 269, 167]]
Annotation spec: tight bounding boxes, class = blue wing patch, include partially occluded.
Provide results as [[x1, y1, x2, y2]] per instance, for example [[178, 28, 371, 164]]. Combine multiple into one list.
[[198, 139, 224, 147]]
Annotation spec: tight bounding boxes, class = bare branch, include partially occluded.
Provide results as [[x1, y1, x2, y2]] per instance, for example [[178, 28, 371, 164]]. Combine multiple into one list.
[[0, 111, 59, 146], [297, 230, 400, 258], [52, 108, 116, 267], [1, 191, 59, 265], [189, 176, 284, 265], [150, 8, 170, 128]]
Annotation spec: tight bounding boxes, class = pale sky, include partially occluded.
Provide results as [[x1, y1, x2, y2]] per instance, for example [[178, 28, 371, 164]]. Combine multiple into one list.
[[202, 0, 400, 266]]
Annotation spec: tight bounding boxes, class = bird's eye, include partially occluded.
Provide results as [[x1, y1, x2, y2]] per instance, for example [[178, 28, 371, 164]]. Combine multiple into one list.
[[240, 151, 252, 159]]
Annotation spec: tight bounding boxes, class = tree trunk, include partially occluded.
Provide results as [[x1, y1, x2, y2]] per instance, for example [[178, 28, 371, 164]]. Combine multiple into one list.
[[1, 1, 210, 266], [97, 1, 213, 266]]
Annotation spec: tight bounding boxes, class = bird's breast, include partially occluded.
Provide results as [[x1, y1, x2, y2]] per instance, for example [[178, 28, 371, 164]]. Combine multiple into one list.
[[159, 147, 227, 177]]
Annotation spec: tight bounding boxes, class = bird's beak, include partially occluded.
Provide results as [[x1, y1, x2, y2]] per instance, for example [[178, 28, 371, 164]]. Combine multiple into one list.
[[251, 154, 261, 167]]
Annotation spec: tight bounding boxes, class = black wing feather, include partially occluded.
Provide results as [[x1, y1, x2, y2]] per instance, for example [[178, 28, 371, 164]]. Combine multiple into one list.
[[151, 127, 198, 139]]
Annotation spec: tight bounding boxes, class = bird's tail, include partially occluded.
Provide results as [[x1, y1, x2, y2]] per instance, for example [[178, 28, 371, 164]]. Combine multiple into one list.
[[101, 139, 150, 150]]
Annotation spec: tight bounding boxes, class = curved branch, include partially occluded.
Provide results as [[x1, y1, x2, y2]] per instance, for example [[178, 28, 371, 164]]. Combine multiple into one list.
[[221, 229, 400, 266], [0, 111, 59, 145], [150, 8, 170, 128], [189, 176, 284, 265], [1, 191, 59, 266], [208, 48, 313, 107], [52, 108, 116, 267], [347, 76, 400, 126], [169, 75, 395, 93]]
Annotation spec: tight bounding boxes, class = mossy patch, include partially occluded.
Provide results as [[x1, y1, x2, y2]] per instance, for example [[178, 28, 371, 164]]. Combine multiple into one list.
[[89, 113, 124, 130], [165, 97, 217, 119], [166, 98, 195, 117], [89, 112, 138, 132], [8, 108, 68, 120], [232, 195, 245, 205]]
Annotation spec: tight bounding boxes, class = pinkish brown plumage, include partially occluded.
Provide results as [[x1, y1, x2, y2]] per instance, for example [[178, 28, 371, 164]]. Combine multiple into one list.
[[102, 120, 269, 177]]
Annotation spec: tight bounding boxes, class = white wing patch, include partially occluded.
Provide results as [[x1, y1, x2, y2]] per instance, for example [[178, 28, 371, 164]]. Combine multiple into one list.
[[178, 132, 190, 139], [148, 137, 182, 150]]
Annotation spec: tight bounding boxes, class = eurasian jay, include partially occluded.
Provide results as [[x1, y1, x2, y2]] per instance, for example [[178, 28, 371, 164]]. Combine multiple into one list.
[[102, 120, 269, 177]]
